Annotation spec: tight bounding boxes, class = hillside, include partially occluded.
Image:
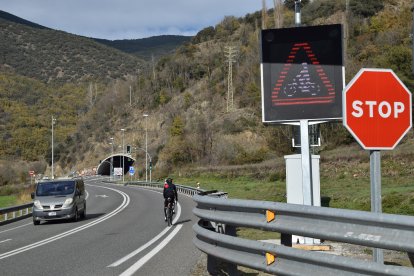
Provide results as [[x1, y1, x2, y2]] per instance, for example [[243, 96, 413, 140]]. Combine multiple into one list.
[[0, 10, 143, 83], [0, 0, 413, 192], [94, 35, 193, 60], [61, 0, 413, 177]]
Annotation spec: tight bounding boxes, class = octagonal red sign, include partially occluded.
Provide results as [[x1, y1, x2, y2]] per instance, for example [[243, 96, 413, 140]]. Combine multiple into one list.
[[343, 68, 412, 150]]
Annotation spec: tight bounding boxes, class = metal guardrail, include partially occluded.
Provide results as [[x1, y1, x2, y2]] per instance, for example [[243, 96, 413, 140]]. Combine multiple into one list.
[[125, 181, 201, 196], [124, 181, 228, 199], [0, 203, 33, 225], [193, 195, 414, 275]]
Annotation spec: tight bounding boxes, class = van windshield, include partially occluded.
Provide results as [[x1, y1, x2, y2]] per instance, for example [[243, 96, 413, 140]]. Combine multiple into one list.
[[36, 181, 75, 196]]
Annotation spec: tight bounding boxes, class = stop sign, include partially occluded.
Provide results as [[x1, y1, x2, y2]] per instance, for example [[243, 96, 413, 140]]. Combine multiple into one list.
[[343, 68, 412, 150]]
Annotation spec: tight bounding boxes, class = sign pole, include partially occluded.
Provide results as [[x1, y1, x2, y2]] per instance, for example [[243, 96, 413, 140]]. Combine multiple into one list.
[[300, 119, 314, 245], [370, 150, 384, 263], [300, 119, 313, 206]]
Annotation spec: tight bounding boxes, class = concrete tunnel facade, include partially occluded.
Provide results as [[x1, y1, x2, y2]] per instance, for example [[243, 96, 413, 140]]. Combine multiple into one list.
[[97, 154, 136, 176]]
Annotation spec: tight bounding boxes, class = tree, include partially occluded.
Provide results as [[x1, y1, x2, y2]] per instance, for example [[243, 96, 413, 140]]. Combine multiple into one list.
[[349, 0, 384, 18]]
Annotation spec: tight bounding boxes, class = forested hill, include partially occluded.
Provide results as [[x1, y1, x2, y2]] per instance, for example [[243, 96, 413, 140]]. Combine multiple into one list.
[[1, 0, 414, 185], [0, 10, 48, 30], [0, 10, 143, 83], [0, 11, 192, 82], [94, 35, 193, 60]]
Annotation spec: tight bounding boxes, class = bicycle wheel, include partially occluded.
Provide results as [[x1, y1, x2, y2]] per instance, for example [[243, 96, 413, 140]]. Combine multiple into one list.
[[167, 206, 173, 227]]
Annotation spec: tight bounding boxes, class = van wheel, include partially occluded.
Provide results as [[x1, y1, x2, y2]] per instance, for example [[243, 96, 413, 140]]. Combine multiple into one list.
[[80, 203, 86, 219], [33, 217, 40, 225], [72, 207, 79, 222]]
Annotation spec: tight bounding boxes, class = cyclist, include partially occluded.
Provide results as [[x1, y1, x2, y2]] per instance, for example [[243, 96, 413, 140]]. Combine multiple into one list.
[[163, 178, 178, 221]]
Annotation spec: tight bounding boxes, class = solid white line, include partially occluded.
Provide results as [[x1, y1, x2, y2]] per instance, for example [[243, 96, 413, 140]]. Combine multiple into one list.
[[119, 224, 183, 276], [0, 185, 129, 260], [0, 239, 12, 244], [107, 203, 181, 267], [0, 223, 32, 234]]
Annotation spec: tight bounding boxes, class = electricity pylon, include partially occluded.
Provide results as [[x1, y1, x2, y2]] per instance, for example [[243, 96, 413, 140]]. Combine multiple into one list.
[[224, 46, 237, 112]]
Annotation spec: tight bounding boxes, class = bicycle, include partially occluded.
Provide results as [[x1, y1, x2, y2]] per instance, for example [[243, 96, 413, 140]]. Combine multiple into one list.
[[166, 197, 174, 227]]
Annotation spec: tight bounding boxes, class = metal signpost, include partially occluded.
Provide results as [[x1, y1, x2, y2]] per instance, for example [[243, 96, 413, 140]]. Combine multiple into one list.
[[343, 68, 412, 263], [129, 166, 135, 181], [29, 171, 35, 185], [261, 21, 344, 244]]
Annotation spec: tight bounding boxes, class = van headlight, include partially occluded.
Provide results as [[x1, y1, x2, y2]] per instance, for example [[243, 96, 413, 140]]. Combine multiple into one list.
[[62, 198, 73, 208], [33, 200, 43, 210]]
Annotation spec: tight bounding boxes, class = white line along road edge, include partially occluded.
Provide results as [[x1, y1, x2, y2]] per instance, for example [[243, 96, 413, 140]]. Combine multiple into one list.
[[0, 184, 130, 260], [108, 202, 182, 268], [120, 224, 183, 276]]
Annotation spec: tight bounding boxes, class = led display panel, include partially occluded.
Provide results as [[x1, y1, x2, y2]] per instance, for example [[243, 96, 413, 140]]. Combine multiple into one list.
[[261, 24, 344, 123]]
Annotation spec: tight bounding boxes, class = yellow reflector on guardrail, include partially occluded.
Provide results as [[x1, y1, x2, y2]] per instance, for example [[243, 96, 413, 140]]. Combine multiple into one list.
[[266, 210, 275, 222], [266, 252, 275, 265]]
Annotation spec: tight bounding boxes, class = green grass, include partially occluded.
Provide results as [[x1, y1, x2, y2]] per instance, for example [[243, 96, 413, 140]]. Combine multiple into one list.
[[177, 175, 286, 202], [173, 164, 414, 241], [0, 195, 17, 208]]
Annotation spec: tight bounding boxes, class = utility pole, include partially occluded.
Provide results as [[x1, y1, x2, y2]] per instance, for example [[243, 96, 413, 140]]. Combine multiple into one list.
[[273, 0, 284, 28], [51, 116, 56, 179], [412, 4, 414, 75], [344, 0, 350, 67], [129, 85, 132, 106], [224, 46, 237, 112], [262, 0, 268, 29], [151, 54, 156, 80]]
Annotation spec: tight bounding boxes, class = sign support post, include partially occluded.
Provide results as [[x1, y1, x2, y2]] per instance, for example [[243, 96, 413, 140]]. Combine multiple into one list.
[[300, 119, 313, 206], [300, 119, 314, 245], [343, 68, 412, 263], [370, 150, 383, 263]]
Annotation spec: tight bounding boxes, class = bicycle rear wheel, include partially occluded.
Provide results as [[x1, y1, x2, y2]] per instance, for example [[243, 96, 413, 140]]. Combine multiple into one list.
[[167, 206, 173, 227]]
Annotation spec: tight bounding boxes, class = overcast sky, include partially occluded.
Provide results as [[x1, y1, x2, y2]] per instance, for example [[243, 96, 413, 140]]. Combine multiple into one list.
[[0, 0, 269, 40]]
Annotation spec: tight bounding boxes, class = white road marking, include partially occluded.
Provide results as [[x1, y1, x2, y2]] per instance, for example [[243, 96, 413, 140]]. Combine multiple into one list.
[[0, 239, 12, 244], [95, 194, 109, 198], [108, 203, 181, 267], [0, 223, 32, 234], [119, 224, 183, 276], [0, 184, 130, 260]]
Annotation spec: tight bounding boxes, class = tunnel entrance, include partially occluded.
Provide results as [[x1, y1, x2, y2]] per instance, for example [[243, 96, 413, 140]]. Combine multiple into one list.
[[97, 154, 135, 176]]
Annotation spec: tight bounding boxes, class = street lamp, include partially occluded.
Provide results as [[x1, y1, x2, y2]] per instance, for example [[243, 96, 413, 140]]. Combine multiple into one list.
[[121, 129, 125, 182], [51, 116, 56, 179], [143, 114, 149, 182], [109, 137, 114, 180], [133, 147, 152, 182]]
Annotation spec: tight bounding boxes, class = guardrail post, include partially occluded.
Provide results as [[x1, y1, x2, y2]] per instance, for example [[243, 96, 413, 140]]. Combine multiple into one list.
[[224, 225, 239, 276], [281, 233, 292, 247], [408, 252, 414, 267]]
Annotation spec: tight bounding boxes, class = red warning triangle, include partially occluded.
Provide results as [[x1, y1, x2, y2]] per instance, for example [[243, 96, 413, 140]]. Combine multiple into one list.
[[271, 42, 336, 106]]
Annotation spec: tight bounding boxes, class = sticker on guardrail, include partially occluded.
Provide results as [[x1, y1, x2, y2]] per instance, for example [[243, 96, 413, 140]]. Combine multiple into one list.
[[266, 210, 275, 223], [266, 252, 275, 265]]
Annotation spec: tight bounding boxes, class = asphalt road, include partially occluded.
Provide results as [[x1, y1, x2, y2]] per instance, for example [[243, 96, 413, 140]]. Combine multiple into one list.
[[0, 176, 202, 276]]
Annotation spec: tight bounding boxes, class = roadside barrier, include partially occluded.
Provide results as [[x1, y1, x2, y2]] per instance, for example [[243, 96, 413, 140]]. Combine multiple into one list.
[[193, 194, 414, 275], [0, 203, 33, 225]]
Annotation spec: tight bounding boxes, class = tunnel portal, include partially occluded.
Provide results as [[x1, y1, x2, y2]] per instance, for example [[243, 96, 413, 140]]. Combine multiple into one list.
[[97, 154, 135, 176]]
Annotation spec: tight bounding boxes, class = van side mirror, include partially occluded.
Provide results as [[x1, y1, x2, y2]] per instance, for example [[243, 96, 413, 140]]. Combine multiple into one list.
[[31, 192, 35, 199]]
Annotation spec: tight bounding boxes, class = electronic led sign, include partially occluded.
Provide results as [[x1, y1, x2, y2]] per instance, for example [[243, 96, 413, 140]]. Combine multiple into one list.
[[261, 24, 344, 123]]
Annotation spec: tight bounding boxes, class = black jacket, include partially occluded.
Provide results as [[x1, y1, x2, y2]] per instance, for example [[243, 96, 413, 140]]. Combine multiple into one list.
[[163, 180, 178, 200]]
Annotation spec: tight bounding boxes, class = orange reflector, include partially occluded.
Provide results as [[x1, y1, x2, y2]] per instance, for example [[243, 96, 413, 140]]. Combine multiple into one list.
[[266, 210, 275, 222], [266, 252, 275, 265]]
